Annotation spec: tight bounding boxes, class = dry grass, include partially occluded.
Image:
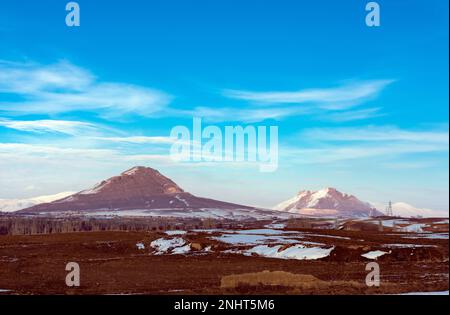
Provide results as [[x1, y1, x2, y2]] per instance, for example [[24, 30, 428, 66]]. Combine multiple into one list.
[[221, 270, 364, 291]]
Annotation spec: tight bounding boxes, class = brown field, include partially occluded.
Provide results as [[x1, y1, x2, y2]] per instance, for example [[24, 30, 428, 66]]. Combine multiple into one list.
[[0, 229, 448, 295]]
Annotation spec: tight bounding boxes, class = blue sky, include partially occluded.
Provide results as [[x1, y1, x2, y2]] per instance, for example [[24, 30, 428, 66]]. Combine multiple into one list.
[[0, 0, 448, 214]]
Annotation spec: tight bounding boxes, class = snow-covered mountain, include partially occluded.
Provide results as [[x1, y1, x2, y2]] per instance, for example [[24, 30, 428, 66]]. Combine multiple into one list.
[[274, 187, 382, 217], [0, 191, 75, 212], [371, 201, 448, 218]]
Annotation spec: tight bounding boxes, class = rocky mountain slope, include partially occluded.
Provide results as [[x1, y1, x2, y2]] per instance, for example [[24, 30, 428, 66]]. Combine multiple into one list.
[[18, 166, 254, 214]]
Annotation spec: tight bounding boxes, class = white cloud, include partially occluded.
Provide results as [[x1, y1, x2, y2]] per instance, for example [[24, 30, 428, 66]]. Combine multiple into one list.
[[0, 142, 185, 178], [0, 142, 178, 163], [321, 107, 384, 122], [300, 126, 449, 144], [186, 80, 394, 123], [188, 106, 310, 122], [0, 141, 180, 198], [188, 105, 383, 123], [90, 136, 177, 144], [380, 161, 437, 170], [0, 60, 171, 118], [0, 60, 93, 93], [0, 118, 101, 136], [284, 143, 448, 164], [282, 126, 449, 165], [223, 80, 394, 109], [0, 191, 76, 212], [0, 143, 117, 159]]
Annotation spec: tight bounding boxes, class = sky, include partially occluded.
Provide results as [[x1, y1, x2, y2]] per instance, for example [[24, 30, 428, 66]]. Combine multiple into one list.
[[0, 0, 448, 214]]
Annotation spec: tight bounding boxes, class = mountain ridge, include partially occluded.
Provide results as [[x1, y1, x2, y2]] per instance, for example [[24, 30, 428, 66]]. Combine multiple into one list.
[[18, 166, 254, 214]]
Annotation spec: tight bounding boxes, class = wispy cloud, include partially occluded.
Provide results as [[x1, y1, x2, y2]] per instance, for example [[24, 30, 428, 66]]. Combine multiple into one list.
[[300, 126, 449, 144], [285, 143, 448, 164], [0, 142, 175, 198], [0, 143, 117, 160], [285, 125, 449, 164], [380, 161, 438, 170], [223, 80, 394, 109], [0, 118, 102, 136], [186, 106, 311, 122], [0, 142, 175, 167], [186, 80, 394, 123], [320, 107, 384, 122], [90, 136, 177, 144], [0, 60, 172, 118]]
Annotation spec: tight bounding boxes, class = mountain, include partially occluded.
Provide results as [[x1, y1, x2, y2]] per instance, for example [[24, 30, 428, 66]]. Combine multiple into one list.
[[0, 192, 74, 212], [371, 201, 448, 218], [18, 166, 256, 214], [274, 187, 382, 217]]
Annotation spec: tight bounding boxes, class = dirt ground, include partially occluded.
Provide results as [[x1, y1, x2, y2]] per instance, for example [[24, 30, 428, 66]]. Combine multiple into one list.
[[0, 230, 448, 295]]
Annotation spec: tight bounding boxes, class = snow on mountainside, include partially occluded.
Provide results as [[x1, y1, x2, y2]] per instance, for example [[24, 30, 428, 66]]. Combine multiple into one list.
[[0, 192, 75, 212], [370, 201, 448, 218], [274, 187, 382, 217]]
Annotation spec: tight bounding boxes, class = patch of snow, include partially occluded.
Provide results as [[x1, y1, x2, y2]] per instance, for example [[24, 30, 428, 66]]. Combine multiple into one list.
[[122, 167, 141, 176], [264, 223, 287, 229], [211, 228, 308, 246], [192, 228, 225, 233], [232, 229, 294, 235], [382, 243, 436, 248], [246, 244, 334, 260], [402, 233, 448, 240], [79, 181, 110, 195], [150, 237, 185, 254], [136, 242, 145, 250], [299, 241, 327, 246], [175, 195, 189, 207], [401, 223, 427, 233], [212, 234, 300, 245], [165, 230, 187, 236], [378, 219, 405, 228], [172, 244, 191, 255], [361, 250, 389, 260]]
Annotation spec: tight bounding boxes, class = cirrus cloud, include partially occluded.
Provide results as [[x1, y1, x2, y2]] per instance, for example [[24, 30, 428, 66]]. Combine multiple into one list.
[[0, 60, 172, 118], [223, 79, 394, 109], [0, 118, 102, 136]]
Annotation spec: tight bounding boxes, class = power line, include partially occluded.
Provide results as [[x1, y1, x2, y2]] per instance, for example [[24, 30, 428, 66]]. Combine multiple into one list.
[[386, 200, 393, 216]]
